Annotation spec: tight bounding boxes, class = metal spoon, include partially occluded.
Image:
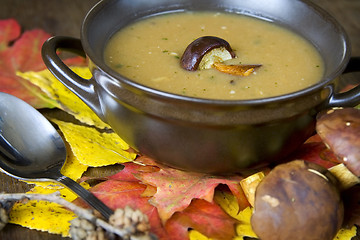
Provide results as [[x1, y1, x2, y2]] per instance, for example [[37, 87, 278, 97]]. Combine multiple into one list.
[[0, 92, 113, 220]]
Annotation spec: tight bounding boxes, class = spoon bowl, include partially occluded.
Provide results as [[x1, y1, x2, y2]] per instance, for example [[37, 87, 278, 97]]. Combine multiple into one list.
[[0, 92, 113, 219]]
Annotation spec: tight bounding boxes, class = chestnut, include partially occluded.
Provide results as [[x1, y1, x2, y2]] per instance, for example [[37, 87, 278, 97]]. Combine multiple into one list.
[[251, 160, 344, 240], [180, 36, 236, 71]]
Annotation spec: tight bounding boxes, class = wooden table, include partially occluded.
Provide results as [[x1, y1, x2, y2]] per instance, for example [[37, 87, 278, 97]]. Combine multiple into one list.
[[0, 0, 359, 239]]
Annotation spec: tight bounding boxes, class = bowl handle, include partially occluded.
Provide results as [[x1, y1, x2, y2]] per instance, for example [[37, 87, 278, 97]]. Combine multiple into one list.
[[41, 36, 105, 120], [328, 57, 360, 107]]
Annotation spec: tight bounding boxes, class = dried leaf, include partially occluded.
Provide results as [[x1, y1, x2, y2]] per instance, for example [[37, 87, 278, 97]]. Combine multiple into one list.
[[9, 183, 90, 237], [214, 190, 257, 239], [0, 19, 20, 48], [82, 162, 240, 240], [287, 141, 340, 169], [334, 226, 357, 239], [240, 171, 266, 207], [188, 230, 211, 240], [60, 141, 89, 181], [165, 199, 238, 240], [79, 166, 169, 239], [0, 19, 54, 108], [135, 157, 250, 222], [17, 67, 108, 129], [52, 120, 136, 167]]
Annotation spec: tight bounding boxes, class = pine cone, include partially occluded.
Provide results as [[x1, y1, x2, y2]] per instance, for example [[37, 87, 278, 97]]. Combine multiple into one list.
[[69, 217, 106, 240], [109, 206, 150, 236], [69, 206, 153, 240]]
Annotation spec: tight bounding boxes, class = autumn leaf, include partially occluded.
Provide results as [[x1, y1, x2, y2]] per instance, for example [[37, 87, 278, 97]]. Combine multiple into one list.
[[334, 226, 358, 239], [165, 199, 238, 240], [108, 159, 160, 182], [9, 138, 90, 237], [188, 230, 211, 240], [80, 162, 239, 240], [52, 119, 136, 167], [59, 140, 90, 181], [0, 19, 53, 108], [134, 157, 249, 222], [0, 19, 86, 108], [287, 140, 341, 169], [0, 19, 20, 48], [214, 190, 257, 239], [76, 165, 169, 239], [18, 67, 109, 129], [9, 182, 90, 237]]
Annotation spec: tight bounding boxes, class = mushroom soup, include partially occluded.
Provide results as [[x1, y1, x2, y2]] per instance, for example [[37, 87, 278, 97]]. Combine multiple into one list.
[[104, 12, 324, 100]]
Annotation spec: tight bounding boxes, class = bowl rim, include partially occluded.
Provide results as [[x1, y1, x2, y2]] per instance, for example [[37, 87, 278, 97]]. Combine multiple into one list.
[[81, 0, 351, 106]]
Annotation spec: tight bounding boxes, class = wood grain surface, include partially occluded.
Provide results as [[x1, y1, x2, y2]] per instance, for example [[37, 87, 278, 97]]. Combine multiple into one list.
[[0, 0, 359, 239]]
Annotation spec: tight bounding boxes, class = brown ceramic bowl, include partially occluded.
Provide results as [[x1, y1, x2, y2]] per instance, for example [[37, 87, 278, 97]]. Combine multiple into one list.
[[42, 0, 360, 174]]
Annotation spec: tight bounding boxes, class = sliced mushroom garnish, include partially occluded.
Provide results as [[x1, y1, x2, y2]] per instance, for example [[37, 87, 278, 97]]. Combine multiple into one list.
[[213, 62, 262, 76], [180, 36, 261, 76]]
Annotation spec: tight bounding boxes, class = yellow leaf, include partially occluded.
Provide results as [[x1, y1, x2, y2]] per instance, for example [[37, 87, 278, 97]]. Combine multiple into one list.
[[60, 141, 89, 180], [52, 119, 136, 167], [189, 230, 212, 240], [334, 226, 357, 239], [17, 67, 109, 129], [233, 207, 257, 239], [28, 182, 90, 201], [9, 183, 89, 237], [10, 200, 75, 237], [214, 190, 257, 239], [21, 181, 63, 190]]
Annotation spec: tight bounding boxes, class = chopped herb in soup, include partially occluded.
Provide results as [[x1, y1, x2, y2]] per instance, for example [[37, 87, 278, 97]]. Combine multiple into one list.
[[104, 12, 324, 100]]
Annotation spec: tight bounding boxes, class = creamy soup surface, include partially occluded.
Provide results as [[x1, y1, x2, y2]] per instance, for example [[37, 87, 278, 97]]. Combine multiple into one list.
[[104, 12, 324, 100]]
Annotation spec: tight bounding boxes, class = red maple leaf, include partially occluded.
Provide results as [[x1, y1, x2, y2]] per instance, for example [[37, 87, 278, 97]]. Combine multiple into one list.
[[74, 162, 168, 239], [134, 156, 250, 222], [0, 19, 53, 108], [77, 161, 241, 239], [165, 199, 238, 240], [90, 179, 169, 239], [0, 18, 85, 108]]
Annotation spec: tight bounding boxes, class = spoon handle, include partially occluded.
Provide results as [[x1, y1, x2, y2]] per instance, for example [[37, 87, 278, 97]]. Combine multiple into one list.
[[57, 175, 114, 220]]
